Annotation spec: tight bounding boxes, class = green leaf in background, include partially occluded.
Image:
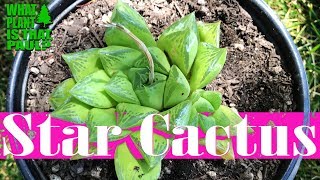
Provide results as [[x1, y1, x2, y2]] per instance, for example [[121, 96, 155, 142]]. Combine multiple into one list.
[[117, 103, 158, 129], [70, 70, 116, 108], [99, 46, 143, 76], [158, 29, 198, 76], [51, 98, 91, 124], [193, 97, 214, 113], [115, 143, 161, 180], [156, 100, 192, 131], [105, 71, 140, 104], [62, 48, 102, 82], [164, 65, 190, 108], [135, 47, 171, 75], [131, 131, 168, 168], [104, 0, 156, 49], [213, 105, 254, 135], [190, 42, 227, 91], [199, 114, 216, 133], [201, 91, 222, 110], [197, 21, 221, 47], [49, 78, 76, 109]]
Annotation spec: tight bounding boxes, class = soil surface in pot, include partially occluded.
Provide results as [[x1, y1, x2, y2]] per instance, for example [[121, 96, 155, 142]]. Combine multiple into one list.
[[27, 0, 295, 179]]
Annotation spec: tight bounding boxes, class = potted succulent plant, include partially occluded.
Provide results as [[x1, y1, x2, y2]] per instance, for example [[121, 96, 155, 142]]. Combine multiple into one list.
[[7, 0, 310, 179]]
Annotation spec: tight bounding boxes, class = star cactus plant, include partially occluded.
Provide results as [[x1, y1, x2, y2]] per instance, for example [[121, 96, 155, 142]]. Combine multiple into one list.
[[49, 1, 249, 179]]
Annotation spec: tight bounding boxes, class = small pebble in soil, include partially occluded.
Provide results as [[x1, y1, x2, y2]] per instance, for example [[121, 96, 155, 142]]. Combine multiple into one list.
[[206, 171, 217, 179], [164, 167, 171, 174], [49, 174, 61, 180], [51, 164, 60, 173], [30, 67, 40, 74], [91, 167, 102, 179]]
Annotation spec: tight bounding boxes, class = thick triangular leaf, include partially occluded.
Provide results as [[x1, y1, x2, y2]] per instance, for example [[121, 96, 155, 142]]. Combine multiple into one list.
[[117, 103, 158, 129], [158, 13, 198, 40], [199, 114, 216, 133], [70, 70, 116, 108], [128, 68, 167, 89], [62, 48, 102, 82], [213, 105, 254, 135], [188, 107, 199, 127], [187, 89, 204, 104], [105, 71, 140, 104], [131, 131, 168, 168], [201, 91, 222, 111], [193, 97, 214, 113], [135, 47, 171, 75], [135, 81, 166, 111], [49, 78, 76, 109], [115, 143, 161, 180], [158, 29, 198, 76], [155, 100, 192, 131], [99, 46, 143, 76], [104, 1, 156, 49], [164, 65, 190, 108], [197, 21, 221, 47], [200, 139, 234, 160], [51, 98, 91, 124], [190, 42, 227, 91], [87, 108, 130, 142]]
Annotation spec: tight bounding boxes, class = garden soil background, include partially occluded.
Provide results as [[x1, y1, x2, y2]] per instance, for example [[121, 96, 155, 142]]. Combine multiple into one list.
[[0, 0, 319, 179]]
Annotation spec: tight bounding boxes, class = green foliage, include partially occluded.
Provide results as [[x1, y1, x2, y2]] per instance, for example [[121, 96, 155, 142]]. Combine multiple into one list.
[[49, 1, 247, 179]]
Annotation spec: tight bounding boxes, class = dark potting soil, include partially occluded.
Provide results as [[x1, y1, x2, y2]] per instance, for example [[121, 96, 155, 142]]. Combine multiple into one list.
[[26, 0, 294, 179]]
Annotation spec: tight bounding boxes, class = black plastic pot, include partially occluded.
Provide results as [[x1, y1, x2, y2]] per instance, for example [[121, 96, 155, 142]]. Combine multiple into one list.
[[6, 0, 310, 179]]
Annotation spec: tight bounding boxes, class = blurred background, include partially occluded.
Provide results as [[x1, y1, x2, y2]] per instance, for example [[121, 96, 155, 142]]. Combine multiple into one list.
[[0, 0, 319, 179]]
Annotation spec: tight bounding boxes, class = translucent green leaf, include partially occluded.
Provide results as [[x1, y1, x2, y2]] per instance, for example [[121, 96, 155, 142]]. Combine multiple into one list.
[[190, 42, 227, 91], [128, 68, 167, 89], [117, 103, 158, 129], [158, 12, 198, 40], [201, 91, 222, 110], [70, 70, 116, 108], [200, 139, 234, 160], [99, 46, 143, 76], [131, 131, 168, 168], [158, 29, 198, 76], [193, 97, 214, 113], [51, 98, 91, 124], [87, 108, 130, 142], [135, 47, 171, 75], [213, 105, 254, 135], [115, 143, 161, 180], [105, 71, 140, 104], [188, 107, 199, 127], [187, 89, 204, 104], [197, 21, 221, 47], [104, 1, 156, 49], [135, 81, 166, 111], [155, 100, 192, 131], [128, 68, 167, 110], [164, 65, 190, 108], [49, 78, 76, 109], [199, 114, 216, 133], [62, 48, 102, 82]]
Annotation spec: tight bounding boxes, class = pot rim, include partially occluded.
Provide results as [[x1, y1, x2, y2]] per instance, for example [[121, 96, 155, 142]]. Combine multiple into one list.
[[6, 0, 310, 180]]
